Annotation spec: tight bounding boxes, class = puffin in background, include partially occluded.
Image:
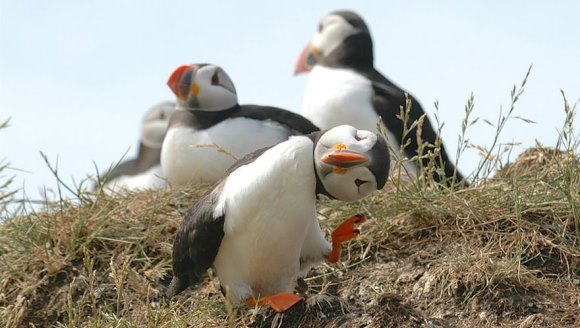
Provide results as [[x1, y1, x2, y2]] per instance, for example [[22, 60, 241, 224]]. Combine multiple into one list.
[[295, 10, 466, 186], [167, 125, 389, 312], [97, 102, 174, 194], [162, 63, 319, 187]]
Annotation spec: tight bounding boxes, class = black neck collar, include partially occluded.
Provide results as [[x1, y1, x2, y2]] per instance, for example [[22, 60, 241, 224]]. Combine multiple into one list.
[[169, 104, 241, 130], [307, 131, 335, 199], [319, 33, 374, 70]]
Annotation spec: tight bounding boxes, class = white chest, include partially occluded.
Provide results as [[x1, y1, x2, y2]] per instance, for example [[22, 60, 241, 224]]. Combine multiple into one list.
[[103, 164, 166, 195], [302, 66, 380, 132], [161, 117, 292, 186], [302, 66, 418, 177], [212, 137, 320, 301]]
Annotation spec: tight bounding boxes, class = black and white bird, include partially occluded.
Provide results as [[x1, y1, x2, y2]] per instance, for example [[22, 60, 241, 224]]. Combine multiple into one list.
[[295, 10, 466, 186], [98, 101, 174, 194], [161, 63, 319, 187], [167, 125, 389, 312]]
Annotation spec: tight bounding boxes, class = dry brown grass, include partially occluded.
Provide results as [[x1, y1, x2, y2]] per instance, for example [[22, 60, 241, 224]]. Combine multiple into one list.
[[0, 145, 578, 327], [1, 72, 578, 327]]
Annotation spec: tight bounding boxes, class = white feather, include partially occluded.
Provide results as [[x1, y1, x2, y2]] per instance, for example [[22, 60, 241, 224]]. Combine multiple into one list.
[[161, 117, 294, 186], [303, 65, 418, 176], [102, 165, 166, 195], [312, 14, 360, 57], [212, 136, 330, 302]]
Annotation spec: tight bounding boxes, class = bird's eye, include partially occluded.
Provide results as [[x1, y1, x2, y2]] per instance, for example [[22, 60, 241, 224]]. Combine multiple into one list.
[[355, 179, 367, 187], [211, 71, 220, 85], [354, 131, 367, 141]]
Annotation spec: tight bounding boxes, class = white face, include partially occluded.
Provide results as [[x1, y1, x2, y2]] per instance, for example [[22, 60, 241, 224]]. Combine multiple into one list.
[[311, 14, 361, 58], [314, 125, 389, 202], [168, 64, 238, 112], [141, 101, 175, 149]]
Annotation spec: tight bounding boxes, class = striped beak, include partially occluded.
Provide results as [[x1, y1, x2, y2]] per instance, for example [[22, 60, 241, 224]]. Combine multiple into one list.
[[294, 43, 320, 75], [167, 65, 195, 101]]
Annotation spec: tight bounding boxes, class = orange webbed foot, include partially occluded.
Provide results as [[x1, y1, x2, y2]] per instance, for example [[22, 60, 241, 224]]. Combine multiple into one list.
[[246, 292, 304, 312], [331, 213, 366, 243], [327, 214, 366, 263]]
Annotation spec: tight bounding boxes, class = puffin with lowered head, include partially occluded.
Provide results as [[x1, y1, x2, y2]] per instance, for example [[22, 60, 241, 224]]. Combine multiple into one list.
[[166, 125, 390, 312], [98, 101, 174, 194], [295, 10, 466, 186], [162, 63, 319, 187]]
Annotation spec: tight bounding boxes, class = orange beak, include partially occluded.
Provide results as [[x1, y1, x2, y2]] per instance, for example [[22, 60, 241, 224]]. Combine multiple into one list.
[[167, 65, 191, 101], [294, 44, 311, 75], [322, 150, 368, 168], [294, 43, 320, 75]]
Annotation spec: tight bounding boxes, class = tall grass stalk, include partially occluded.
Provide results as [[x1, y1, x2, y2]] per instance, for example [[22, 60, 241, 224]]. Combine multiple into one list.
[[470, 65, 535, 182], [0, 118, 18, 220], [1, 75, 579, 327], [555, 91, 579, 245]]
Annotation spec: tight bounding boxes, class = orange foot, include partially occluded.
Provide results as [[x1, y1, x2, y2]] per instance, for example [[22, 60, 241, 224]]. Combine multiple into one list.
[[327, 214, 367, 263], [246, 292, 304, 312]]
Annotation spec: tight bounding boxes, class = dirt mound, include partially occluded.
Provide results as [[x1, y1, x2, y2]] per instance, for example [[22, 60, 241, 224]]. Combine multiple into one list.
[[495, 145, 578, 179], [1, 153, 579, 327]]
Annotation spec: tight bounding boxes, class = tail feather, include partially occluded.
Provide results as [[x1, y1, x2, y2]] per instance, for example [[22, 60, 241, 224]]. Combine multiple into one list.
[[166, 275, 190, 298]]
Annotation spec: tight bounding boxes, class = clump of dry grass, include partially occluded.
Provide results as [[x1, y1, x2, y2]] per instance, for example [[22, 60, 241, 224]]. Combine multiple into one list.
[[1, 71, 579, 327], [0, 186, 202, 327], [0, 119, 17, 219], [1, 146, 578, 327], [495, 145, 578, 179]]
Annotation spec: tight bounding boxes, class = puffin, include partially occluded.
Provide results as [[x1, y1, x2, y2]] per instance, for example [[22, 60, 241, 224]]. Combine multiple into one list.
[[161, 63, 319, 187], [98, 101, 174, 194], [295, 10, 466, 186], [166, 125, 390, 312]]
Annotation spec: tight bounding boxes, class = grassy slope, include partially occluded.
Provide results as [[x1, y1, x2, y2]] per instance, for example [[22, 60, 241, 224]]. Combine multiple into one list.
[[1, 79, 578, 327], [0, 145, 578, 328]]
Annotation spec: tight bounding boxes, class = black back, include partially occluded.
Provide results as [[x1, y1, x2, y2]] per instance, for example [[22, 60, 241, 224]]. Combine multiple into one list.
[[99, 143, 161, 183], [169, 104, 319, 135], [234, 105, 319, 134], [317, 11, 466, 186], [364, 68, 466, 186]]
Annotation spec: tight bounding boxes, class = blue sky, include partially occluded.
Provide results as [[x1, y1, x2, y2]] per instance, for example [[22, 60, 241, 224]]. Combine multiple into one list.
[[1, 1, 579, 202]]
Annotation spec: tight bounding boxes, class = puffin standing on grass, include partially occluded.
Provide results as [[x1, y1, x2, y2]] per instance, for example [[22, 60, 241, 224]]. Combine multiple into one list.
[[295, 10, 466, 186], [98, 101, 174, 194], [166, 125, 389, 312], [161, 63, 319, 187]]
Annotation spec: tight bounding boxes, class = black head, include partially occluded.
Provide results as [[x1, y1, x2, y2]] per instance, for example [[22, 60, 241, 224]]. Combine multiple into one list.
[[167, 63, 238, 111], [295, 10, 374, 73], [313, 125, 389, 201]]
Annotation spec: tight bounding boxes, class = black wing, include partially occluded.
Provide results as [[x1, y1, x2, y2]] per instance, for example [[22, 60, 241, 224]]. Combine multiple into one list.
[[166, 145, 273, 298], [97, 143, 161, 186], [224, 144, 274, 174], [362, 68, 466, 186], [166, 186, 226, 298], [236, 105, 320, 135], [167, 140, 300, 298], [99, 158, 139, 184]]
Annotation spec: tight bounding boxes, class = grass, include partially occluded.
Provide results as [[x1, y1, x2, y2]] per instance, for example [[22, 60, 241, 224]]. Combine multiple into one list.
[[0, 118, 18, 220], [0, 73, 579, 327]]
